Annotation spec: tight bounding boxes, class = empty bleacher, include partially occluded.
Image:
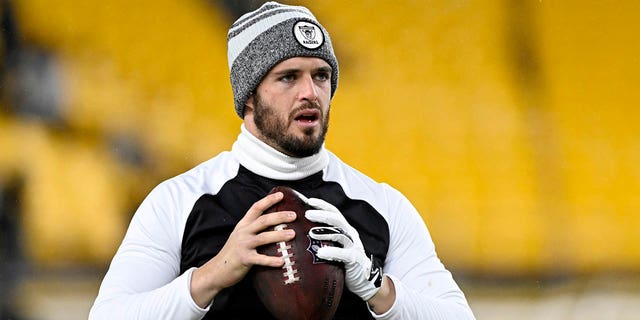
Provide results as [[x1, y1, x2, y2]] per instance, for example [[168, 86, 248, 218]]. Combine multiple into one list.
[[1, 0, 639, 279]]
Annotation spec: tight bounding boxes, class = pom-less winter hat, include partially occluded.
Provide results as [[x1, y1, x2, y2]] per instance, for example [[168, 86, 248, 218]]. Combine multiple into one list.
[[227, 1, 339, 118]]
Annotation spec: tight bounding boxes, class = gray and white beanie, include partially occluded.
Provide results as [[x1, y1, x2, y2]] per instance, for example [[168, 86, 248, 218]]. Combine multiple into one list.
[[227, 1, 339, 118]]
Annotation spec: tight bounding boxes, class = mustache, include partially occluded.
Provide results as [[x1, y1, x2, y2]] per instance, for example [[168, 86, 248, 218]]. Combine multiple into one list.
[[289, 100, 324, 119]]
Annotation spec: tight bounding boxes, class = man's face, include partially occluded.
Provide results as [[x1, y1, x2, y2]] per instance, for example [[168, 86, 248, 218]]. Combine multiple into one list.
[[245, 57, 332, 158]]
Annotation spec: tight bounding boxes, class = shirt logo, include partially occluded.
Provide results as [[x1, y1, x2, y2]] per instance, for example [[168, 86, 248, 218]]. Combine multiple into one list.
[[293, 21, 324, 50]]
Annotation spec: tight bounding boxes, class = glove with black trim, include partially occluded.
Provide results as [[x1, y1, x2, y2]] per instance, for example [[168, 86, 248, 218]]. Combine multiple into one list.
[[305, 198, 383, 301]]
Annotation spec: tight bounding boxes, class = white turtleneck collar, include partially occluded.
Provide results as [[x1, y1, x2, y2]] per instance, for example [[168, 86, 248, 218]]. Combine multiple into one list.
[[231, 124, 330, 181]]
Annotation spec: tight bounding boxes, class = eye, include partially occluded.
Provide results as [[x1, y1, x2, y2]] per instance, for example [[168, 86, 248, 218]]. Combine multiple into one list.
[[279, 74, 296, 83], [314, 71, 330, 82]]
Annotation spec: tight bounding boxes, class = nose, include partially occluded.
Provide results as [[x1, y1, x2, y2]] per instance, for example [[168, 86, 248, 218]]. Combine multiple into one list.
[[297, 74, 319, 103]]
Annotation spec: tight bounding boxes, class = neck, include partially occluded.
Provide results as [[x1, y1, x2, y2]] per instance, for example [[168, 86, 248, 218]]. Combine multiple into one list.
[[231, 124, 329, 180]]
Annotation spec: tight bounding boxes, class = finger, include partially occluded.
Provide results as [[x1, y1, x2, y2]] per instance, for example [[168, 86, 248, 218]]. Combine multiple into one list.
[[309, 233, 352, 248], [309, 227, 353, 247], [291, 188, 311, 203], [249, 210, 297, 234], [307, 197, 339, 212], [316, 246, 353, 263], [240, 192, 284, 225], [306, 209, 350, 230], [248, 252, 286, 268], [253, 227, 296, 247]]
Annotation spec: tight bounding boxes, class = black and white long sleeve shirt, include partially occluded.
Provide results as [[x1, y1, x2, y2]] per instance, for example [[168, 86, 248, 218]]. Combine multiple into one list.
[[89, 125, 475, 320]]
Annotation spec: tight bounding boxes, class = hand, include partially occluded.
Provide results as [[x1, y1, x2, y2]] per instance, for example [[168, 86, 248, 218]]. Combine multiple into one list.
[[305, 198, 383, 301], [190, 191, 297, 308]]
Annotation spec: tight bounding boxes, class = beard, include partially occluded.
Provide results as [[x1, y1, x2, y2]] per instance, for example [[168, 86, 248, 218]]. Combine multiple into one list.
[[253, 93, 329, 158]]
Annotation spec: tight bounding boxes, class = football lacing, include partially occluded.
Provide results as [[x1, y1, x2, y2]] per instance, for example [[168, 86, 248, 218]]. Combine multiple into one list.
[[275, 224, 300, 284]]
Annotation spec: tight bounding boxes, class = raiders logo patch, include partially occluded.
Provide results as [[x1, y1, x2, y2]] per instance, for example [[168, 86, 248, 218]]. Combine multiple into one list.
[[293, 20, 324, 50]]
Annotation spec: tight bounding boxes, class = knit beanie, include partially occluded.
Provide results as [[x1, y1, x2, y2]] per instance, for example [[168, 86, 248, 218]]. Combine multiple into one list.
[[227, 1, 339, 118]]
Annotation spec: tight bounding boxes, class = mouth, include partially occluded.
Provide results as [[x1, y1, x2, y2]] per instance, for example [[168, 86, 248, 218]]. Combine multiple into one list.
[[293, 108, 321, 125]]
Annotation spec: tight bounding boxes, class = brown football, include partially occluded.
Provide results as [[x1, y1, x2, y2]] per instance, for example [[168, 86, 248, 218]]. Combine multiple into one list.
[[252, 186, 345, 320]]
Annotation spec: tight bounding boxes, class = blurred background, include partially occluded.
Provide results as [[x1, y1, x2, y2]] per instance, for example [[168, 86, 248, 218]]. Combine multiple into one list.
[[1, 0, 639, 319]]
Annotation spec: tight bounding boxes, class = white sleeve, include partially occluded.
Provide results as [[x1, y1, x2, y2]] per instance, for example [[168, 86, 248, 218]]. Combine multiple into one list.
[[371, 185, 476, 320], [89, 182, 209, 320]]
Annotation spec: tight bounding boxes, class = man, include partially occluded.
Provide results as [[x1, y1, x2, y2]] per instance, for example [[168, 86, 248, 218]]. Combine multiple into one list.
[[89, 2, 475, 319]]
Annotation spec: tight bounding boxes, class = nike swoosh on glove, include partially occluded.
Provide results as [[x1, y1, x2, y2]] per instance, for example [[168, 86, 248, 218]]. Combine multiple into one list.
[[305, 198, 383, 301]]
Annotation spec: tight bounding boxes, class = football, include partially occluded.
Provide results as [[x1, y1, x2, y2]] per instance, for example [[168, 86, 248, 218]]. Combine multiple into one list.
[[252, 186, 345, 320]]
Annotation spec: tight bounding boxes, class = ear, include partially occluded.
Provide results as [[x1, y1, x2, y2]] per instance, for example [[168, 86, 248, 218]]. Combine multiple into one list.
[[244, 93, 256, 116]]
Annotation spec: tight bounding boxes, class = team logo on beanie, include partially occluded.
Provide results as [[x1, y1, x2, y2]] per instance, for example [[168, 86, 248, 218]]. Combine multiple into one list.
[[293, 20, 324, 49]]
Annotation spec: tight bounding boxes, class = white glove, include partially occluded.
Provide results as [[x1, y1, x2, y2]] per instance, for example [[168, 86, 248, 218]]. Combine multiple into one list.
[[305, 198, 383, 301]]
